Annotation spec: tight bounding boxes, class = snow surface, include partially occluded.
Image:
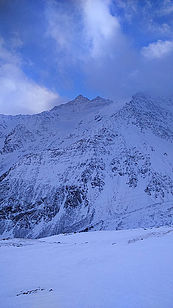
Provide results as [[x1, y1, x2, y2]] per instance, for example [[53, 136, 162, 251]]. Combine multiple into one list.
[[1, 226, 173, 308]]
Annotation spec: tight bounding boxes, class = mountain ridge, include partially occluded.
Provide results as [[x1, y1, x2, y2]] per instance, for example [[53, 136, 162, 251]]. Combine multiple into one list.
[[0, 93, 172, 238]]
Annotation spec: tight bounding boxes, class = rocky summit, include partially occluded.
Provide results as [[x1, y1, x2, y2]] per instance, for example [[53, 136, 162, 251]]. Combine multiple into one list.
[[0, 93, 173, 238]]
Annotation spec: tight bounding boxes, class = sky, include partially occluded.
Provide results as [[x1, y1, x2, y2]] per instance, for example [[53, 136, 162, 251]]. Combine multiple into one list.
[[0, 0, 173, 114]]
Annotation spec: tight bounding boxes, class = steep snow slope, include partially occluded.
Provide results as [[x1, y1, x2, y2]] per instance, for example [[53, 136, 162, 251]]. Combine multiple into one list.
[[1, 227, 173, 308], [0, 94, 173, 238]]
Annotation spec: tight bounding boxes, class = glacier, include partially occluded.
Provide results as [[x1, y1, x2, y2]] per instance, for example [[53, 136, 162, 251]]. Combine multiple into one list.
[[0, 93, 173, 238]]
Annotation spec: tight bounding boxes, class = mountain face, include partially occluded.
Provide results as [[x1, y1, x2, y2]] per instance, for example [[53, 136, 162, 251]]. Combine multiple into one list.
[[0, 93, 173, 238]]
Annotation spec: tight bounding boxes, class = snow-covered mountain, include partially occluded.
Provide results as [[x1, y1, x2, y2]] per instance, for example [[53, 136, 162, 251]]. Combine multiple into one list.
[[0, 93, 173, 238]]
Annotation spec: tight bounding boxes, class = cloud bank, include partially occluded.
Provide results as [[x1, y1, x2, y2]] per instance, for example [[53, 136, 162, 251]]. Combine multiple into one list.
[[45, 0, 173, 99]]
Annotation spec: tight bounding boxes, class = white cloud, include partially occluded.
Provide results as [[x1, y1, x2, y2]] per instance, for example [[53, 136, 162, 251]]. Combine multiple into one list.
[[141, 40, 173, 60], [45, 0, 85, 67], [0, 38, 60, 115], [81, 0, 120, 57], [45, 1, 75, 51], [158, 0, 173, 16]]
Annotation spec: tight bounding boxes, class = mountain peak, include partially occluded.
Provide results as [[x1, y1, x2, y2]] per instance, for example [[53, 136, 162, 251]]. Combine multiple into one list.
[[92, 96, 104, 101], [74, 95, 90, 102]]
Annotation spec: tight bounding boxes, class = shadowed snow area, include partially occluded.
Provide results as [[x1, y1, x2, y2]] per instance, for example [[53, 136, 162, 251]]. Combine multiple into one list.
[[1, 226, 173, 308]]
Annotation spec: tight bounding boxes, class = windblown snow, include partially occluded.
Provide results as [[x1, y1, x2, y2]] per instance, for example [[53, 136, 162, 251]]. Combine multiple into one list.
[[0, 93, 173, 238]]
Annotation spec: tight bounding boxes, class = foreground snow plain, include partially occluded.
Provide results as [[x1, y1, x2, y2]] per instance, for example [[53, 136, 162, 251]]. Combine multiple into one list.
[[1, 227, 173, 308]]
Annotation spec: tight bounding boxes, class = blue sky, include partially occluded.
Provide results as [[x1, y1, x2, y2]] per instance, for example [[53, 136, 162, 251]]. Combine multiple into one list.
[[0, 0, 173, 114]]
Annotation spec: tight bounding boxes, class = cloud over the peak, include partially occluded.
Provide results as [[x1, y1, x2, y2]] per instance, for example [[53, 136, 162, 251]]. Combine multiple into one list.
[[45, 0, 121, 60], [44, 0, 173, 99]]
